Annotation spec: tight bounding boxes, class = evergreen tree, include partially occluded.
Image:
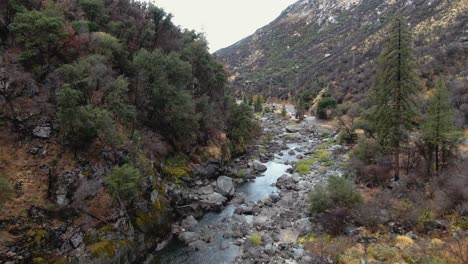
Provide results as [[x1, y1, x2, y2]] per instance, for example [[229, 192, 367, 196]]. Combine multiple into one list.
[[371, 16, 420, 181], [254, 95, 263, 112], [422, 79, 459, 173]]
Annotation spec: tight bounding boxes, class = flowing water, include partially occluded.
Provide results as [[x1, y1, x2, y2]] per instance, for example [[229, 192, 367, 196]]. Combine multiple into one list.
[[153, 143, 305, 264]]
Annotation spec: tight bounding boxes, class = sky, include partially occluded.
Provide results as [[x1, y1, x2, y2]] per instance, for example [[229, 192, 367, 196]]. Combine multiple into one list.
[[153, 0, 297, 52]]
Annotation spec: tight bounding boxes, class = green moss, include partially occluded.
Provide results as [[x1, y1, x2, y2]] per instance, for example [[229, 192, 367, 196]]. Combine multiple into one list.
[[89, 240, 115, 259]]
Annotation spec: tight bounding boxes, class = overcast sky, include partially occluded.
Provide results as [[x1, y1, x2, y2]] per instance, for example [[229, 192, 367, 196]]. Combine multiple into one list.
[[153, 0, 297, 52]]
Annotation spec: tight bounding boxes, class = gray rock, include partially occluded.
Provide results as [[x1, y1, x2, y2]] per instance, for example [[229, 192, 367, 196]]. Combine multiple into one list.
[[181, 216, 198, 231], [252, 160, 267, 172], [70, 232, 83, 249], [196, 161, 220, 179], [288, 149, 296, 155], [199, 192, 227, 209], [188, 240, 207, 250], [276, 174, 294, 188], [253, 216, 268, 228], [293, 247, 304, 260], [179, 232, 200, 244], [286, 126, 300, 133], [295, 218, 312, 237], [33, 125, 51, 139], [264, 244, 277, 255], [216, 176, 235, 197], [261, 234, 273, 246], [198, 185, 214, 195]]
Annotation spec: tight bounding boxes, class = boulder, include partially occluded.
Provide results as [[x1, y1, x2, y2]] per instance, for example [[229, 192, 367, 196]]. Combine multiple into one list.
[[199, 192, 227, 210], [286, 126, 300, 133], [252, 160, 267, 172], [181, 216, 198, 231], [198, 185, 214, 195], [32, 125, 52, 139], [196, 161, 220, 179], [179, 232, 200, 244], [216, 176, 235, 197]]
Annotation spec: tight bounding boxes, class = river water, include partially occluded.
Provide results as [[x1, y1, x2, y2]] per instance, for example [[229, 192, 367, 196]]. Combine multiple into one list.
[[153, 142, 305, 264]]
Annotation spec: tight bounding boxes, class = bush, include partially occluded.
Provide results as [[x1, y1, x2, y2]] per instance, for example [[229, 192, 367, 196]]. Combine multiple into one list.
[[104, 164, 142, 202], [0, 175, 13, 208], [310, 175, 362, 215], [316, 97, 337, 119]]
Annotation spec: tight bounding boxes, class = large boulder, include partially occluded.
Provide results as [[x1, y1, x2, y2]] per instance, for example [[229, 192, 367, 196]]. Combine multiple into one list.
[[196, 161, 220, 179], [199, 192, 227, 210], [216, 176, 235, 197], [252, 160, 267, 173]]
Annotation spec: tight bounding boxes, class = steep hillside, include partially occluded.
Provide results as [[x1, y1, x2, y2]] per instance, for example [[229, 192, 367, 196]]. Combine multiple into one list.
[[0, 0, 260, 262], [215, 0, 468, 126]]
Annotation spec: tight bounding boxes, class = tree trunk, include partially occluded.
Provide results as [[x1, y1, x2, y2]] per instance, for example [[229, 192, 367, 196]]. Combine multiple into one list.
[[435, 144, 439, 173], [394, 147, 400, 181]]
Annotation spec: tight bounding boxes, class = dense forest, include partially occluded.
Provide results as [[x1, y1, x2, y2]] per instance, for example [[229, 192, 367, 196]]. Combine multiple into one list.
[[0, 0, 259, 262]]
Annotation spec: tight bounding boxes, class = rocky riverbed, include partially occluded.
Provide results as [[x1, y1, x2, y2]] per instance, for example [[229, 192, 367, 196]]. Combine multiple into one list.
[[151, 111, 346, 264]]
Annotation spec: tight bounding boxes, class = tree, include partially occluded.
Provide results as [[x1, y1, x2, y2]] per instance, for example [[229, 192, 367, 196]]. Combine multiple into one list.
[[228, 102, 260, 154], [254, 95, 263, 112], [370, 16, 420, 181], [104, 164, 142, 203], [422, 79, 459, 173], [79, 0, 104, 22], [133, 49, 200, 150], [295, 96, 307, 121], [105, 76, 135, 123], [10, 9, 65, 66]]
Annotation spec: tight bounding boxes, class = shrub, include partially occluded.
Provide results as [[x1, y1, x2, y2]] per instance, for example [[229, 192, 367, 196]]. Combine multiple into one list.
[[310, 175, 362, 215], [104, 164, 142, 202], [251, 232, 262, 246], [316, 97, 337, 119], [162, 155, 189, 179]]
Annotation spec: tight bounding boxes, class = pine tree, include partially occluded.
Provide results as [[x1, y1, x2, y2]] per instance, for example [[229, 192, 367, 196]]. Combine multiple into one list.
[[422, 79, 458, 173], [371, 16, 420, 181], [254, 95, 263, 113]]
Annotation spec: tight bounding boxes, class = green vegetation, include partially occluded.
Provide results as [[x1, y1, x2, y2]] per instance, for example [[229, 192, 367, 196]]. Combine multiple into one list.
[[421, 79, 461, 173], [104, 164, 142, 202], [251, 232, 262, 246], [369, 16, 420, 181], [227, 102, 261, 154], [309, 175, 362, 215], [0, 175, 14, 209], [316, 97, 337, 119], [10, 8, 65, 68], [253, 95, 264, 113]]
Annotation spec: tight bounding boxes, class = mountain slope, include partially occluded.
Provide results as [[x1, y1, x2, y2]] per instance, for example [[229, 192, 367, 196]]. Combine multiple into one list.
[[215, 0, 468, 126]]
